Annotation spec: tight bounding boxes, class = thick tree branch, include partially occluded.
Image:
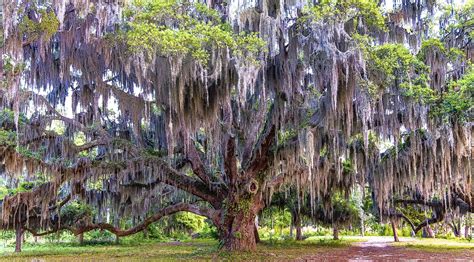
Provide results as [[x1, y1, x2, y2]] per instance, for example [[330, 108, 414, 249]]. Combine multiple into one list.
[[394, 198, 446, 234], [28, 203, 218, 238], [224, 135, 238, 185], [392, 212, 416, 234], [413, 215, 445, 234], [242, 103, 276, 174], [394, 199, 443, 208], [242, 103, 277, 180], [125, 159, 222, 208], [21, 91, 110, 138], [25, 226, 72, 237], [187, 143, 212, 186], [21, 130, 108, 154]]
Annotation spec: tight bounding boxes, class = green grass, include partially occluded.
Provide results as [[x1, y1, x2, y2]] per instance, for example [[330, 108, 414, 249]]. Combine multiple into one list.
[[0, 237, 472, 261], [0, 239, 217, 261], [304, 235, 366, 244], [0, 238, 352, 261], [393, 237, 474, 251]]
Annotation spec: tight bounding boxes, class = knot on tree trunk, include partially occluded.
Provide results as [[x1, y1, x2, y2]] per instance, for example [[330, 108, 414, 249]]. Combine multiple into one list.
[[245, 178, 259, 194]]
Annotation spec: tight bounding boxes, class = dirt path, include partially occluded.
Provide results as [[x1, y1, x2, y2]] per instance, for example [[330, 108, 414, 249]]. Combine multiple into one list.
[[301, 237, 474, 261]]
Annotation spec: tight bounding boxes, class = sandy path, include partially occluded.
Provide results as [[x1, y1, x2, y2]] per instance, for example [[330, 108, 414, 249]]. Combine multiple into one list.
[[301, 237, 474, 261]]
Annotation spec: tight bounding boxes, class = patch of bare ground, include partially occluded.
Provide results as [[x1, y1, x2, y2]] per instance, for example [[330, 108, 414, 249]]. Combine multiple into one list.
[[300, 237, 474, 261]]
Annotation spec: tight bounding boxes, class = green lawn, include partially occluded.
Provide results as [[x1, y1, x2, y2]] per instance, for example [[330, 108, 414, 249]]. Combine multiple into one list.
[[393, 237, 474, 250], [0, 236, 472, 261], [0, 238, 353, 261]]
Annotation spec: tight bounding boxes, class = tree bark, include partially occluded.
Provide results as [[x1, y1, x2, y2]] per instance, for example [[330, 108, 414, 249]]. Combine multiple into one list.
[[218, 189, 265, 251], [78, 233, 84, 245], [294, 212, 303, 241], [333, 226, 339, 240], [254, 224, 260, 244], [391, 219, 399, 242], [114, 218, 120, 244], [222, 212, 259, 251], [15, 225, 23, 253]]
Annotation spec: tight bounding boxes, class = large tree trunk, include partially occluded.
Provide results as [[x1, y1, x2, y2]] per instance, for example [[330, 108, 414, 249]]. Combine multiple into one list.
[[222, 212, 259, 251], [15, 225, 23, 253], [391, 219, 399, 242], [218, 189, 265, 251]]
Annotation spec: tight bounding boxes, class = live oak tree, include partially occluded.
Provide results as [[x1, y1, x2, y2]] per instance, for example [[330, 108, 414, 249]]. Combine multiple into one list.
[[0, 0, 472, 252]]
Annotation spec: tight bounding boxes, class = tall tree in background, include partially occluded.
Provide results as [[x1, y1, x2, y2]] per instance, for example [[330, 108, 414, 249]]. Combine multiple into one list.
[[0, 0, 472, 251]]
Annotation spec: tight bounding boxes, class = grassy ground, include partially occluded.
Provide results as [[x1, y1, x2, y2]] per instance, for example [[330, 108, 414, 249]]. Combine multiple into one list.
[[0, 237, 356, 261], [0, 236, 472, 261], [392, 237, 474, 250]]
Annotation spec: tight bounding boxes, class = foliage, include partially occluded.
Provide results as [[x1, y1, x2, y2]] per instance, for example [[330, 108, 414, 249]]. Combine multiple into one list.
[[0, 129, 16, 146], [0, 109, 27, 127], [439, 0, 474, 39], [3, 177, 48, 196], [277, 129, 297, 145], [0, 186, 9, 200], [430, 68, 474, 123], [418, 38, 465, 66], [84, 230, 116, 243], [359, 37, 470, 125], [342, 159, 354, 173], [196, 223, 219, 239], [417, 39, 447, 61], [18, 9, 59, 42], [123, 0, 266, 64], [305, 0, 386, 32], [365, 43, 434, 102], [173, 212, 207, 233], [60, 201, 93, 225], [260, 207, 292, 230], [2, 55, 27, 77], [330, 194, 360, 226]]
